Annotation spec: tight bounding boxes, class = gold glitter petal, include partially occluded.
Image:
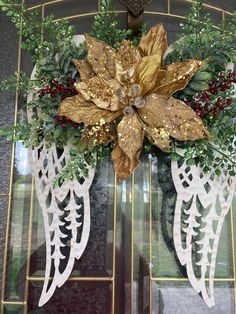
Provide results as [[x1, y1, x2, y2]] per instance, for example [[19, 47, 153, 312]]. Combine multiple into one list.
[[137, 94, 172, 128], [169, 118, 209, 141], [116, 40, 141, 70], [145, 126, 171, 152], [85, 34, 115, 79], [115, 40, 141, 85], [58, 95, 122, 125], [139, 23, 168, 57], [154, 60, 203, 95], [134, 53, 165, 95], [117, 114, 144, 160], [76, 76, 121, 111], [72, 59, 94, 81], [105, 46, 117, 78], [137, 94, 208, 143], [112, 143, 140, 181], [79, 122, 117, 148]]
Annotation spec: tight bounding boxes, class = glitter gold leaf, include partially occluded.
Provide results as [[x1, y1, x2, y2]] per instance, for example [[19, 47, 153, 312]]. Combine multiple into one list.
[[75, 76, 121, 111], [58, 95, 122, 125], [138, 94, 208, 141], [85, 34, 116, 79], [139, 23, 168, 57], [117, 115, 144, 160], [134, 54, 165, 95], [145, 126, 171, 152], [112, 144, 140, 181], [154, 60, 203, 95], [104, 45, 117, 79], [72, 59, 94, 81], [115, 39, 141, 85], [79, 122, 117, 147]]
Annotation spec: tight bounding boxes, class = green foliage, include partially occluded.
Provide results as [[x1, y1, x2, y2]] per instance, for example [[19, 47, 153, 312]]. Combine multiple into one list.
[[0, 0, 86, 137], [53, 149, 96, 187], [172, 136, 236, 177], [165, 0, 236, 71], [0, 121, 31, 145], [91, 0, 131, 47], [1, 0, 76, 64], [53, 145, 112, 187], [0, 71, 31, 95]]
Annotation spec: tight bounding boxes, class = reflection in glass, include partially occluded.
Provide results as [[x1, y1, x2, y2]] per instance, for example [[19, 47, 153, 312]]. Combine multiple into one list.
[[3, 304, 24, 314], [152, 281, 234, 314]]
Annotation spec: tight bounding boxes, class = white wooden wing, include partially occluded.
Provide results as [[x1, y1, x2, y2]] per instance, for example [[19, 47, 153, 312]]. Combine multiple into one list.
[[28, 143, 94, 306], [171, 151, 236, 307]]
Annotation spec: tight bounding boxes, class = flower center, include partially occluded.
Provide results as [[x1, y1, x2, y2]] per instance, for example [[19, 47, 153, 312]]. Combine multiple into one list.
[[123, 84, 146, 116]]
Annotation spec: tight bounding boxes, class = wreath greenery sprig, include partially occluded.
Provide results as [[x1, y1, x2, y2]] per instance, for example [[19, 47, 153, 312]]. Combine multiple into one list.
[[0, 0, 236, 184]]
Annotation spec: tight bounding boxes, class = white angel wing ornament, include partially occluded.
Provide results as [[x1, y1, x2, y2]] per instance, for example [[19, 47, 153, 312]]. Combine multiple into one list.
[[29, 143, 95, 306], [26, 35, 96, 306], [171, 150, 236, 307]]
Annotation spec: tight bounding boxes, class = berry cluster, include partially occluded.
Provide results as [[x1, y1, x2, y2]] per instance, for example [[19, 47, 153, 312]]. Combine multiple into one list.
[[55, 116, 79, 129], [208, 71, 236, 94], [38, 78, 78, 99], [38, 78, 79, 129], [185, 71, 235, 118]]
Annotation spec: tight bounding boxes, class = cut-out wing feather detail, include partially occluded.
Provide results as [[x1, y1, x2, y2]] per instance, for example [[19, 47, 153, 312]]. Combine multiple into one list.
[[29, 142, 95, 306], [171, 151, 236, 307]]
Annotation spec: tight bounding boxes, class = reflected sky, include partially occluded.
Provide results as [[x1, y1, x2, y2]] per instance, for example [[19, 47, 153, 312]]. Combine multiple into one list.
[[15, 141, 30, 175]]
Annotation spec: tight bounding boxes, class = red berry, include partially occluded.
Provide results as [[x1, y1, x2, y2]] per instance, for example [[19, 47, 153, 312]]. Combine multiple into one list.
[[226, 98, 232, 106], [211, 109, 218, 116], [196, 109, 203, 116], [209, 88, 217, 95], [201, 93, 209, 101]]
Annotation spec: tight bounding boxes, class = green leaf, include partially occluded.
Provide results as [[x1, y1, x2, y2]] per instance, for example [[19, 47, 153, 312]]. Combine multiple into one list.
[[193, 71, 212, 82], [171, 152, 180, 161], [38, 58, 49, 66], [187, 158, 195, 165], [189, 81, 209, 91], [183, 87, 196, 95]]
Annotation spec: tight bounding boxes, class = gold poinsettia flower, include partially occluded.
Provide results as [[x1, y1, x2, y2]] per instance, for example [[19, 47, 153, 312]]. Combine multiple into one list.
[[58, 23, 209, 180]]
